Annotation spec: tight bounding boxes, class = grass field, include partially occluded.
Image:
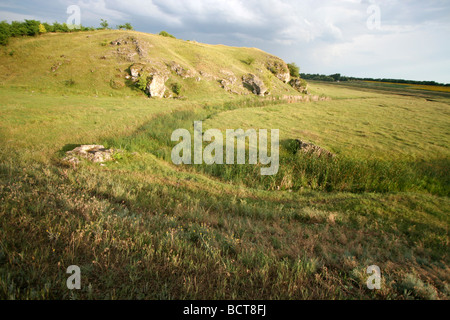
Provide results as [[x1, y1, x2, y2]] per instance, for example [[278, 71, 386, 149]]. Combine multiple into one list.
[[363, 81, 450, 93], [0, 31, 449, 300], [313, 80, 450, 101]]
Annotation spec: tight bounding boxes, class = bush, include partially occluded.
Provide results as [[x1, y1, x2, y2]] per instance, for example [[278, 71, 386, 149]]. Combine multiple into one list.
[[10, 21, 27, 37], [100, 19, 109, 30], [110, 79, 125, 89], [64, 79, 76, 87], [287, 62, 300, 78], [243, 57, 255, 65], [43, 22, 54, 33], [171, 82, 182, 95], [118, 23, 133, 30], [159, 31, 175, 39], [38, 24, 47, 34], [0, 19, 96, 45], [0, 21, 11, 45], [24, 20, 40, 36], [136, 73, 149, 92]]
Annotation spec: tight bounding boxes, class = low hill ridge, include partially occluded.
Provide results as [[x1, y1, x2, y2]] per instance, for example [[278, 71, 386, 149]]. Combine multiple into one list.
[[0, 30, 306, 98]]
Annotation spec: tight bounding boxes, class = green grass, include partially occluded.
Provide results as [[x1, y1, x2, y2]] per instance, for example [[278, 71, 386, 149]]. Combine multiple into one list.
[[0, 31, 449, 300]]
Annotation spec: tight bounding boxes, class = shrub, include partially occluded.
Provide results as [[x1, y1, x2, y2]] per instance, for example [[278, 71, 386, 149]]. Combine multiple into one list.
[[287, 62, 300, 78], [118, 23, 133, 30], [100, 19, 109, 30], [38, 23, 47, 34], [136, 73, 149, 92], [159, 31, 175, 39], [397, 274, 438, 300], [64, 79, 76, 87], [0, 19, 95, 44], [24, 20, 40, 36], [10, 21, 27, 37], [171, 82, 182, 95], [43, 22, 54, 33], [0, 20, 11, 45], [243, 57, 255, 65], [110, 79, 125, 89]]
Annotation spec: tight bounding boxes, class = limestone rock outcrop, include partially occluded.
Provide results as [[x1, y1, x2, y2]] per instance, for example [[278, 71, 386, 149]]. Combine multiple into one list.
[[242, 73, 268, 96], [146, 74, 169, 98], [293, 140, 335, 158], [266, 59, 290, 83], [63, 145, 119, 164], [289, 78, 308, 94]]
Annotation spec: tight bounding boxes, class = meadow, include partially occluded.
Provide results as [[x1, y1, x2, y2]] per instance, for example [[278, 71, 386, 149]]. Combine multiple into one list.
[[0, 31, 449, 300]]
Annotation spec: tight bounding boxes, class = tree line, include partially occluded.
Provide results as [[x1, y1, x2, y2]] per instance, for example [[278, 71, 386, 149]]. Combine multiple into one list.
[[300, 73, 449, 87], [0, 19, 134, 46]]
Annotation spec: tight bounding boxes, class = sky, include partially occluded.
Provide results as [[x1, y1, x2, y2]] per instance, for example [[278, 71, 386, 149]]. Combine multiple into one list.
[[1, 0, 449, 83]]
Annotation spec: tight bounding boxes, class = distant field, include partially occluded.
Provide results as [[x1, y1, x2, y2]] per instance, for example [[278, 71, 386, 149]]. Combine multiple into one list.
[[363, 81, 450, 93], [309, 80, 450, 101]]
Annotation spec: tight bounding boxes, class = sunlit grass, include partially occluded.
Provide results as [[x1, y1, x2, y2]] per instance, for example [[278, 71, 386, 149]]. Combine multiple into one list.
[[0, 31, 449, 300]]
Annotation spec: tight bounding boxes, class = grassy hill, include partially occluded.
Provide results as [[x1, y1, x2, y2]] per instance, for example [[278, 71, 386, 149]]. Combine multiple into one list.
[[0, 30, 300, 99], [0, 30, 449, 300]]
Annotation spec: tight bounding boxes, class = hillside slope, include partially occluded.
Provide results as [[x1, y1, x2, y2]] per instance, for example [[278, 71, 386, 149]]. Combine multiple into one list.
[[0, 30, 302, 99]]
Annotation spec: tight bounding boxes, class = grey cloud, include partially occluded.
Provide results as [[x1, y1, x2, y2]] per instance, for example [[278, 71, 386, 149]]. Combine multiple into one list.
[[0, 0, 448, 82]]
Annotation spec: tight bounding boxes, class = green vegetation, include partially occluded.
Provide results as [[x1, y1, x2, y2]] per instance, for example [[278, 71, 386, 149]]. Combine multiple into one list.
[[287, 62, 300, 78], [159, 31, 176, 39], [0, 21, 10, 45], [136, 72, 149, 93], [0, 19, 138, 46], [171, 82, 182, 95], [0, 30, 448, 300], [0, 19, 97, 46], [301, 73, 449, 87], [243, 57, 255, 65], [118, 23, 133, 31], [100, 19, 109, 30]]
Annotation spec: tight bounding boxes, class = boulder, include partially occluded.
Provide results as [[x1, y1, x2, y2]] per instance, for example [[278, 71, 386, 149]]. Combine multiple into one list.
[[289, 78, 308, 94], [169, 61, 195, 79], [293, 140, 335, 158], [63, 145, 116, 163], [110, 38, 128, 46], [242, 73, 268, 96], [146, 74, 168, 98], [219, 70, 240, 93], [129, 63, 146, 80]]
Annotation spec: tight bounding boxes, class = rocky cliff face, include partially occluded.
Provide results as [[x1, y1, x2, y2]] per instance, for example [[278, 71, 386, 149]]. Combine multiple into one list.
[[266, 59, 290, 83], [110, 35, 305, 99]]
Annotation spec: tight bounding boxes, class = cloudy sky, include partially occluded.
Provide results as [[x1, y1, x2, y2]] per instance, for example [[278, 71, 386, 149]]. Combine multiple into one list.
[[1, 0, 449, 83]]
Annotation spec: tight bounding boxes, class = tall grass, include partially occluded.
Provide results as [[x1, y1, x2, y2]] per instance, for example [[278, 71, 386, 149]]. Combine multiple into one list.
[[104, 99, 449, 196]]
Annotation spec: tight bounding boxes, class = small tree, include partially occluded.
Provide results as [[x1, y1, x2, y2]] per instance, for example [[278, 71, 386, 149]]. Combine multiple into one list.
[[287, 62, 300, 78], [43, 22, 54, 32], [117, 23, 133, 30], [136, 73, 149, 92], [159, 31, 175, 39], [60, 23, 70, 32], [24, 20, 40, 36], [52, 21, 63, 32], [0, 20, 11, 45], [39, 23, 47, 34], [100, 19, 109, 29], [171, 82, 182, 95]]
